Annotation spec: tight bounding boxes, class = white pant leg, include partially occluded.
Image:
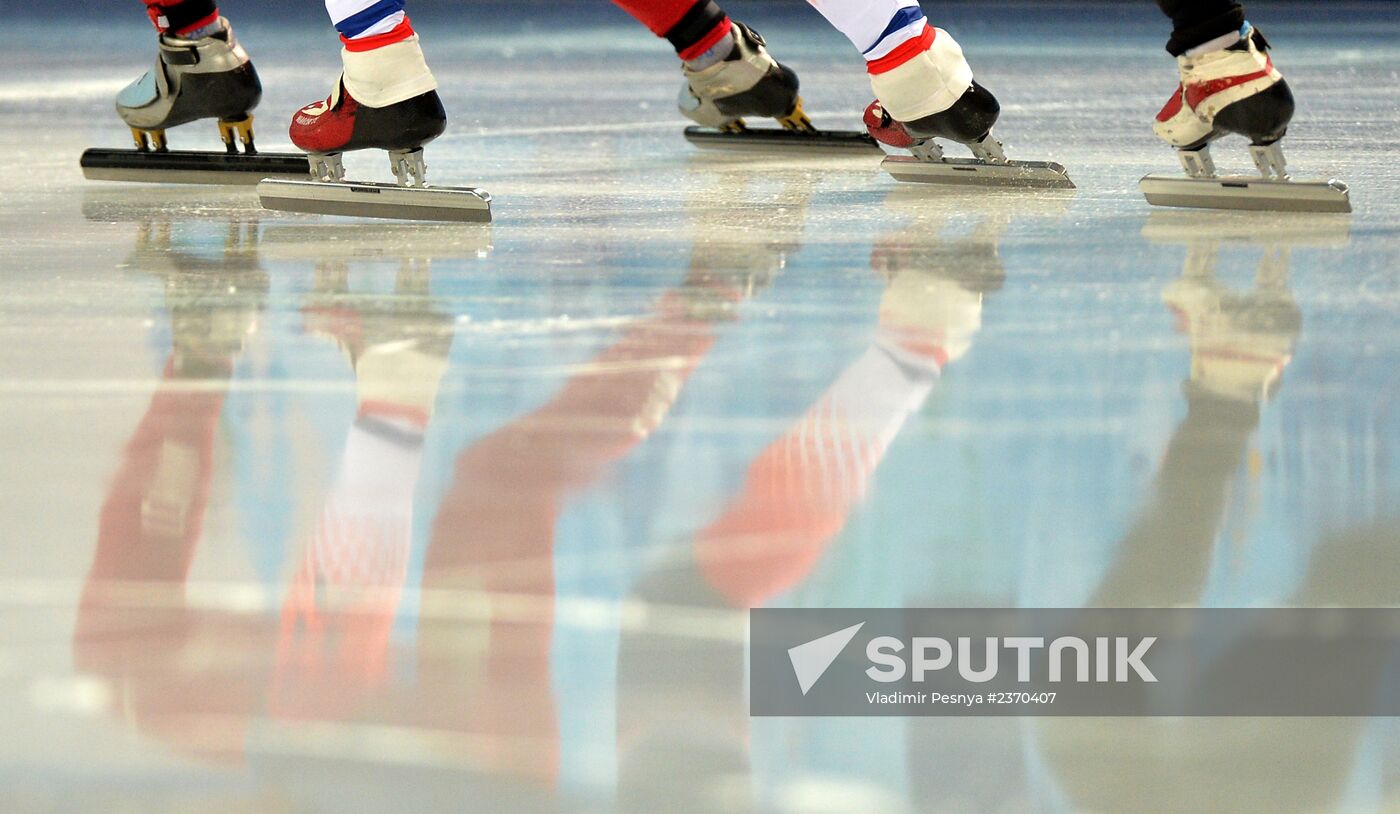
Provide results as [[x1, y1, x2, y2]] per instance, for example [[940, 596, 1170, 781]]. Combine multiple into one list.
[[326, 0, 406, 39], [805, 0, 927, 60], [805, 0, 974, 120]]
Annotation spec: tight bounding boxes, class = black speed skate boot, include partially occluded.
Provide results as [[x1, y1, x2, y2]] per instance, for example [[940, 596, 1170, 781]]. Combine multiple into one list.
[[864, 81, 1002, 164], [680, 22, 883, 153], [259, 27, 490, 222], [1153, 25, 1292, 177], [1141, 23, 1350, 212], [116, 17, 260, 153], [862, 25, 1072, 188], [82, 17, 308, 184]]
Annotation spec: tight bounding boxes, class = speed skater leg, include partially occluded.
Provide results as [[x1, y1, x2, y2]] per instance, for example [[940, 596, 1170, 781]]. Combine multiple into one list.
[[258, 0, 490, 222], [1140, 7, 1350, 212]]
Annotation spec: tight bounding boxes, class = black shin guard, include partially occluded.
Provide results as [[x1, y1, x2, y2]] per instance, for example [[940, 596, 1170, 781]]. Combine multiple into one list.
[[665, 0, 728, 54], [1157, 0, 1246, 56], [154, 0, 219, 35]]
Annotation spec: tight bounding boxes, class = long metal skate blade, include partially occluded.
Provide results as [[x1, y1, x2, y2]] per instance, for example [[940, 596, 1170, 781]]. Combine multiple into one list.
[[81, 148, 309, 185], [1139, 174, 1352, 213], [684, 126, 884, 154], [882, 155, 1076, 189], [257, 179, 492, 223]]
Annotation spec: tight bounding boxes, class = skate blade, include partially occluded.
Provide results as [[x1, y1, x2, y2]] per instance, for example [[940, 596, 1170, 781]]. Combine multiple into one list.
[[80, 148, 309, 186], [882, 155, 1076, 189], [257, 179, 492, 223], [1140, 174, 1351, 213], [684, 126, 884, 155]]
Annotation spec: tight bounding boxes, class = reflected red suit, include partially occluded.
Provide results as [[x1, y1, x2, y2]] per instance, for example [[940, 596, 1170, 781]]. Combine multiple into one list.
[[424, 290, 721, 786], [74, 354, 272, 763]]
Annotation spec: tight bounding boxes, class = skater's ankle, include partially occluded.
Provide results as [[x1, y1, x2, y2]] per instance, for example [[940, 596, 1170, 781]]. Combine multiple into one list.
[[682, 29, 735, 70], [670, 1, 734, 69], [1183, 22, 1252, 58], [175, 18, 224, 40], [145, 0, 218, 36]]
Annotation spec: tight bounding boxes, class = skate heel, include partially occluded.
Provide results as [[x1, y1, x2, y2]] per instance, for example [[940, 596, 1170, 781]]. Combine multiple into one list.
[[1214, 80, 1295, 146], [776, 97, 815, 133], [903, 81, 1001, 145], [170, 64, 263, 129], [714, 60, 801, 123], [351, 90, 448, 152]]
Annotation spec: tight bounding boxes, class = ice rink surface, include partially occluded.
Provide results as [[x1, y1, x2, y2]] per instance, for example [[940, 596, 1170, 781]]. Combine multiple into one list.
[[1, 1, 1399, 811]]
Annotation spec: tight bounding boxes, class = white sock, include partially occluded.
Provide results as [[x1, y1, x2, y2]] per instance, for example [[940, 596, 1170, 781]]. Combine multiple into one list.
[[684, 32, 735, 71]]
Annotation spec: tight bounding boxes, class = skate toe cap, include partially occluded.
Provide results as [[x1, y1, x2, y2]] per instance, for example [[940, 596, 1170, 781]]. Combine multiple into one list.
[[116, 71, 161, 114]]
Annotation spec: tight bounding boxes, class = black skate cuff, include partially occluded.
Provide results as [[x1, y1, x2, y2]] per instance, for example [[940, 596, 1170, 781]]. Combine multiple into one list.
[[1163, 4, 1245, 56], [157, 0, 219, 34], [665, 0, 728, 54]]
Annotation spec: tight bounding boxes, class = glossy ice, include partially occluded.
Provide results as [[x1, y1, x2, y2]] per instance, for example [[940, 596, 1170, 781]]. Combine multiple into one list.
[[1, 3, 1399, 812]]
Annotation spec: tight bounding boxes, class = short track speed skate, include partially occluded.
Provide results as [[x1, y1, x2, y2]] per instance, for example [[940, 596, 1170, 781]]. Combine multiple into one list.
[[258, 33, 490, 223], [1140, 24, 1350, 213], [869, 86, 1074, 190], [257, 85, 490, 223], [864, 26, 1072, 189], [81, 18, 307, 185], [679, 22, 882, 155]]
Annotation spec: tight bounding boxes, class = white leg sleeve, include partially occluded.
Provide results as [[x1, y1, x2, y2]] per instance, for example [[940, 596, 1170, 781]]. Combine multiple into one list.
[[805, 0, 927, 60], [341, 34, 438, 107], [868, 28, 974, 121], [326, 0, 407, 39]]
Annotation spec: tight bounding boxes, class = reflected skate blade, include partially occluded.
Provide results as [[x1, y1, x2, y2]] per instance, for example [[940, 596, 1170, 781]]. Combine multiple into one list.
[[260, 224, 492, 259], [882, 156, 1076, 189], [257, 179, 492, 223], [1142, 210, 1351, 247], [80, 149, 309, 185], [1140, 174, 1352, 213], [684, 126, 884, 154]]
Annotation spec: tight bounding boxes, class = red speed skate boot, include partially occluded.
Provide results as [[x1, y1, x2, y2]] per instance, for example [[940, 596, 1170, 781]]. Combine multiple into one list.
[[288, 22, 444, 187], [290, 81, 445, 185], [259, 20, 490, 222]]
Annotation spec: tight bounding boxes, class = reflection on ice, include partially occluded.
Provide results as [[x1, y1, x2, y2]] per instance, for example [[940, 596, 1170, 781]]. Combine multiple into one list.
[[3, 5, 1400, 811]]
